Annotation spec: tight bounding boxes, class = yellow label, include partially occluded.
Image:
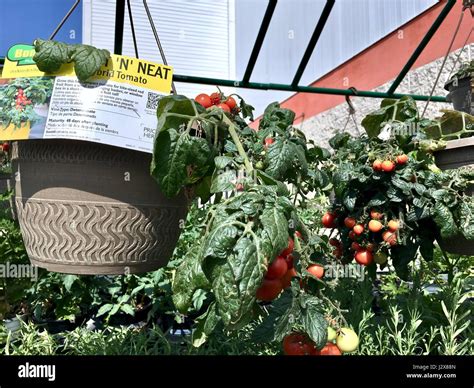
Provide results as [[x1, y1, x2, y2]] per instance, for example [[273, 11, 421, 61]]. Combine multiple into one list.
[[2, 45, 173, 94], [0, 121, 31, 140], [93, 55, 173, 93]]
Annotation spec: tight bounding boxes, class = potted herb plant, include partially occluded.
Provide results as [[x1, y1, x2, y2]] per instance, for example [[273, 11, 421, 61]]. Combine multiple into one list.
[[444, 59, 473, 115]]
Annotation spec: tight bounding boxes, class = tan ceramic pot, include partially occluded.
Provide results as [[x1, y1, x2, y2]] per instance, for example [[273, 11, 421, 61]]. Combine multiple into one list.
[[12, 139, 187, 275]]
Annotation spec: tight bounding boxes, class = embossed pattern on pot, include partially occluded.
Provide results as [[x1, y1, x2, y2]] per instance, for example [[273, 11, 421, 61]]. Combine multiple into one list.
[[13, 140, 188, 275]]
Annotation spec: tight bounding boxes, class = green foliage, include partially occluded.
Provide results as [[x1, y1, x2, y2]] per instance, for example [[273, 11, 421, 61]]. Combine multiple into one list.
[[326, 252, 472, 355], [0, 77, 53, 128], [424, 110, 474, 140], [362, 97, 419, 138], [324, 106, 474, 277], [448, 59, 474, 82], [33, 39, 110, 81]]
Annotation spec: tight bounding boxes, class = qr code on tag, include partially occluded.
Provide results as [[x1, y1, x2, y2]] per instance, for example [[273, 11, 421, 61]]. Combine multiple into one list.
[[146, 92, 161, 110]]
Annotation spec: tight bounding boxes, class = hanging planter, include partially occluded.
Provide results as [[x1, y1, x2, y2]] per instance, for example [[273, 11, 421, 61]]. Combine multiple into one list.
[[12, 139, 188, 275], [444, 60, 473, 115], [424, 109, 474, 255], [434, 136, 474, 255]]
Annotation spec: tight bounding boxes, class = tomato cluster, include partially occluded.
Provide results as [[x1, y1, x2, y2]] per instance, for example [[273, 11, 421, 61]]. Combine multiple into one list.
[[283, 327, 359, 356], [322, 209, 400, 266], [256, 237, 298, 302], [15, 88, 32, 111], [372, 153, 408, 172], [194, 92, 238, 114]]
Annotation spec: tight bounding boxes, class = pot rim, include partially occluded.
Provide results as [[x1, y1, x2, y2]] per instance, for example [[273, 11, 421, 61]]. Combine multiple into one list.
[[444, 73, 473, 91], [440, 136, 474, 150]]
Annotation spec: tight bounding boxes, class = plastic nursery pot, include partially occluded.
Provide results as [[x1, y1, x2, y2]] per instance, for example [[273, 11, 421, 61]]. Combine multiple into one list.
[[12, 139, 188, 275], [444, 74, 473, 115], [434, 137, 474, 255]]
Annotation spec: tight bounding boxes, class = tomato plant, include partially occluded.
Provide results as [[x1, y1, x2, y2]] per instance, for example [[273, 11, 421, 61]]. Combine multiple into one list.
[[321, 96, 474, 278], [0, 77, 54, 128], [152, 94, 333, 347]]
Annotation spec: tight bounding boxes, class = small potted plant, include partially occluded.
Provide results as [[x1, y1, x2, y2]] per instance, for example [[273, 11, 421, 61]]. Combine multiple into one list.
[[444, 59, 473, 115]]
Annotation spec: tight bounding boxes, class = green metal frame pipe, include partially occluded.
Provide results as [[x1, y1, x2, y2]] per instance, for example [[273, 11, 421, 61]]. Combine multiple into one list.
[[291, 0, 335, 86], [387, 0, 456, 94], [242, 0, 277, 84], [174, 74, 447, 102]]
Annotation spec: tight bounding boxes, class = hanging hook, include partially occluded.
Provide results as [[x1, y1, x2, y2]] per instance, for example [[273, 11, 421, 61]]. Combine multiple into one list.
[[345, 87, 358, 115], [143, 0, 177, 94], [343, 87, 360, 135]]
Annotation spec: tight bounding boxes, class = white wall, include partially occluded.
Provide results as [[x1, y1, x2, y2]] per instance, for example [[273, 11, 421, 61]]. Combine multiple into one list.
[[83, 0, 236, 98]]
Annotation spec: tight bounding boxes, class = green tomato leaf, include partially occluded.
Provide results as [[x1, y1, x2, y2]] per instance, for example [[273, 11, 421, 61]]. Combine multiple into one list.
[[62, 275, 78, 292], [251, 290, 295, 343], [265, 139, 307, 180], [433, 202, 458, 239], [260, 206, 289, 260], [192, 302, 221, 347], [120, 304, 135, 316], [71, 44, 110, 81], [300, 295, 328, 349], [33, 39, 71, 73], [210, 170, 237, 193], [172, 247, 211, 314], [459, 199, 474, 240]]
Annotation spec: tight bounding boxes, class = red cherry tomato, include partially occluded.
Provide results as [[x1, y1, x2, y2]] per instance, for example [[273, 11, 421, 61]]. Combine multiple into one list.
[[344, 217, 356, 229], [382, 160, 395, 172], [225, 96, 237, 110], [354, 249, 373, 266], [396, 154, 408, 165], [315, 342, 342, 356], [194, 93, 212, 108], [368, 220, 383, 233], [373, 160, 383, 171], [353, 224, 364, 235], [217, 103, 231, 112], [210, 92, 221, 105], [370, 209, 383, 220], [256, 278, 283, 301], [382, 231, 397, 246], [280, 267, 297, 289], [280, 237, 294, 257], [264, 137, 274, 148], [322, 212, 337, 228], [306, 264, 324, 279], [283, 333, 317, 356], [265, 256, 288, 280], [351, 241, 361, 251]]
